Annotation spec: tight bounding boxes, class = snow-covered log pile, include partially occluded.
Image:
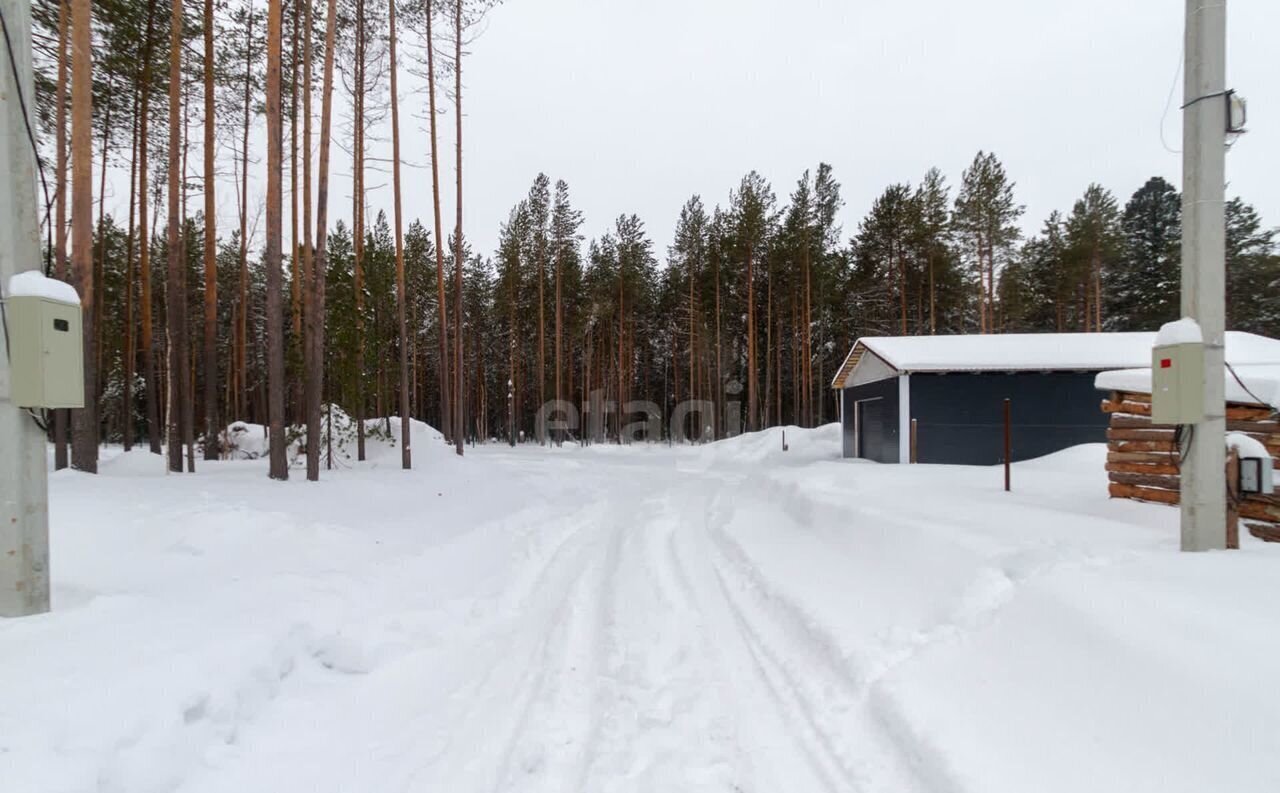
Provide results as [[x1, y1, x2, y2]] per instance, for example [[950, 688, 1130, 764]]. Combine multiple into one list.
[[1102, 390, 1280, 541]]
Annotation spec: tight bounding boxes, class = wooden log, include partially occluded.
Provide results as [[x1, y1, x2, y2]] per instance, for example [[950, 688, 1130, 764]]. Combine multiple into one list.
[[1106, 461, 1180, 476], [1109, 471, 1181, 490], [1105, 399, 1277, 422], [1244, 492, 1280, 508], [1228, 405, 1277, 421], [1108, 439, 1181, 453], [1107, 451, 1179, 465], [1111, 414, 1162, 430], [1225, 418, 1280, 434], [1109, 482, 1179, 505], [1107, 428, 1177, 443], [1227, 449, 1240, 549], [1238, 501, 1280, 523], [1246, 522, 1280, 543], [1101, 399, 1153, 417]]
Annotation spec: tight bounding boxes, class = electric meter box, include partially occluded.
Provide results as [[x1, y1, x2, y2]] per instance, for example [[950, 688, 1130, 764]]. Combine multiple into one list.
[[1151, 342, 1204, 425], [6, 293, 84, 409], [1240, 455, 1275, 496]]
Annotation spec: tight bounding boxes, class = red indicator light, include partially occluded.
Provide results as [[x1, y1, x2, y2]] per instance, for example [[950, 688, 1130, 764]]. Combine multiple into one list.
[[1160, 358, 1172, 369]]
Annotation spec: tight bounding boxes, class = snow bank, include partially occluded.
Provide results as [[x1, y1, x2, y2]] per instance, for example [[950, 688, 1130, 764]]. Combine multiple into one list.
[[1156, 316, 1203, 346], [218, 410, 447, 465], [689, 423, 842, 469], [6, 270, 80, 304], [7, 427, 1280, 792]]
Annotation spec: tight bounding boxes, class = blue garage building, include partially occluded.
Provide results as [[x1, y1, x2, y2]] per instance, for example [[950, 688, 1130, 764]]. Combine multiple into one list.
[[830, 333, 1270, 466]]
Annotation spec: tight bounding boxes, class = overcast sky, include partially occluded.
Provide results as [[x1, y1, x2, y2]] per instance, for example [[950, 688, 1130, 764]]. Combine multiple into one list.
[[437, 0, 1278, 260], [127, 0, 1280, 264]]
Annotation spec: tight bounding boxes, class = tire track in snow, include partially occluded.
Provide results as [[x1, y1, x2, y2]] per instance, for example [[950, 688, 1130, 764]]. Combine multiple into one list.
[[656, 476, 855, 793], [703, 483, 959, 793], [393, 498, 619, 791], [574, 488, 743, 792]]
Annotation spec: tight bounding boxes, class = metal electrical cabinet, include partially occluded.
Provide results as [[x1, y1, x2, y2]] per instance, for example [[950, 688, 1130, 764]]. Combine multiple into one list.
[[6, 293, 84, 409], [1151, 342, 1204, 425]]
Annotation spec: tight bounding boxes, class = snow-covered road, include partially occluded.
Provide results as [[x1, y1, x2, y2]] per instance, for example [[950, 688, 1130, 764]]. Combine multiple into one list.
[[3, 423, 1278, 792]]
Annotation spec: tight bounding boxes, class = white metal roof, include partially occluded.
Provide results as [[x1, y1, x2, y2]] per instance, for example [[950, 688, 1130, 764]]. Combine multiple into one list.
[[832, 331, 1280, 389]]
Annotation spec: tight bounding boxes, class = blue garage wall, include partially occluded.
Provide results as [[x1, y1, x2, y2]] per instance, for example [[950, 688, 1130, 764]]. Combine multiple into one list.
[[840, 377, 900, 463], [909, 372, 1108, 465]]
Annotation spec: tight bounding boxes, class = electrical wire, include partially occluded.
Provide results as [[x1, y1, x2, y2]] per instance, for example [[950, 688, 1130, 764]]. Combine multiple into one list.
[[0, 2, 57, 277], [1225, 361, 1278, 418], [1159, 50, 1184, 155]]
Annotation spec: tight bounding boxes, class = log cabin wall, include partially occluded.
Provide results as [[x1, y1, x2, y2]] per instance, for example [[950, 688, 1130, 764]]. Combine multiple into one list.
[[1103, 390, 1280, 542]]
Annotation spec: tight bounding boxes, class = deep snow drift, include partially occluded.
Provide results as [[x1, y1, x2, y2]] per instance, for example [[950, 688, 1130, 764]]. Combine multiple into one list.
[[2, 422, 1278, 793]]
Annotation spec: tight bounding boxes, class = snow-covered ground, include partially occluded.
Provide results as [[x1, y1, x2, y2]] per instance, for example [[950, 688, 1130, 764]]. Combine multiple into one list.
[[3, 422, 1278, 793]]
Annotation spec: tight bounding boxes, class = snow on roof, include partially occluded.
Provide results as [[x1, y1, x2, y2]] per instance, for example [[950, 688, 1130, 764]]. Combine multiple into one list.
[[833, 331, 1280, 389], [1097, 363, 1280, 409], [1156, 317, 1203, 346], [6, 271, 81, 305], [858, 332, 1167, 374]]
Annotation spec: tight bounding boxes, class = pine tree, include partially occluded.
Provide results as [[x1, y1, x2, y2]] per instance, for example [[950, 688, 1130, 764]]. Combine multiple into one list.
[[1064, 184, 1121, 331], [53, 0, 70, 468], [1105, 177, 1181, 331], [70, 0, 97, 472], [265, 0, 288, 479], [913, 167, 951, 335], [165, 0, 189, 473], [1225, 198, 1280, 335], [729, 172, 775, 432], [526, 173, 550, 442], [954, 151, 1023, 333], [202, 0, 218, 458], [389, 0, 411, 467], [854, 183, 916, 335], [550, 180, 583, 444]]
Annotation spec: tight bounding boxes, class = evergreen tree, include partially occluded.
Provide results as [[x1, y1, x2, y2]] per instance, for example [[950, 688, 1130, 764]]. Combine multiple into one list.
[[1226, 198, 1280, 336], [1105, 177, 1181, 331], [954, 151, 1023, 333], [1063, 184, 1121, 331]]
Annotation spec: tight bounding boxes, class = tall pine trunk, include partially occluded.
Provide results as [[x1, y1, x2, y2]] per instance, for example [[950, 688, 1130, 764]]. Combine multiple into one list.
[[289, 0, 301, 388], [425, 0, 450, 443], [802, 227, 813, 427], [353, 0, 366, 460], [138, 1, 161, 453], [554, 243, 562, 445], [70, 0, 96, 472], [308, 0, 337, 482], [53, 0, 69, 468], [452, 0, 463, 456], [165, 0, 187, 472], [746, 244, 756, 433], [202, 0, 218, 459], [389, 0, 411, 468], [236, 10, 253, 420], [265, 0, 288, 479], [122, 70, 140, 451]]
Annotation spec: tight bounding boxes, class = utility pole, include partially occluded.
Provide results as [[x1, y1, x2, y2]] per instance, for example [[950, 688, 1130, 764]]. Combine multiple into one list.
[[1180, 0, 1228, 551], [0, 0, 51, 615]]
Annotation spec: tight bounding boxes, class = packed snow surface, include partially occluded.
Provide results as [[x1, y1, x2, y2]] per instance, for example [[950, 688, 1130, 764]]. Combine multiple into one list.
[[6, 270, 81, 304], [1156, 317, 1204, 346], [3, 421, 1279, 792]]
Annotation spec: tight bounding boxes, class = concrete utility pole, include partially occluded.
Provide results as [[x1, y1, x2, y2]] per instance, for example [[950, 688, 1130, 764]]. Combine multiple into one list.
[[0, 0, 52, 614], [1180, 0, 1228, 552]]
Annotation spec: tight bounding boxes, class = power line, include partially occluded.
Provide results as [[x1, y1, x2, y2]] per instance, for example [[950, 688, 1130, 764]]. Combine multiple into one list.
[[0, 2, 55, 276]]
